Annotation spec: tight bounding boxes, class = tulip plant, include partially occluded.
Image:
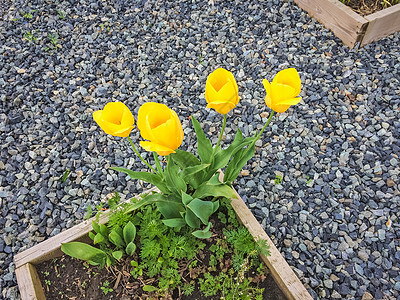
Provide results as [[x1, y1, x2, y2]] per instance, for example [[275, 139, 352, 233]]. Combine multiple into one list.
[[91, 67, 301, 239]]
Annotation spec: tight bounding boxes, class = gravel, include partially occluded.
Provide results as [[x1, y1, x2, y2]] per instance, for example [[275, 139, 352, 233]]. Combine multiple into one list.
[[1, 0, 400, 299]]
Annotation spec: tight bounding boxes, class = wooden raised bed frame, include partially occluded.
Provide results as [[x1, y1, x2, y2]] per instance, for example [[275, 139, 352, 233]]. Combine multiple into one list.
[[294, 0, 400, 48], [14, 185, 313, 300]]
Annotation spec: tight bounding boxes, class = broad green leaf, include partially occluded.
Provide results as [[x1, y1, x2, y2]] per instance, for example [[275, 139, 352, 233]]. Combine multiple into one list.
[[92, 221, 100, 234], [224, 142, 256, 183], [125, 193, 168, 214], [165, 158, 187, 194], [126, 242, 136, 256], [94, 233, 104, 244], [88, 231, 95, 241], [99, 224, 109, 237], [157, 201, 185, 219], [162, 218, 187, 227], [112, 250, 123, 260], [61, 242, 106, 262], [192, 222, 212, 239], [181, 163, 210, 178], [170, 149, 201, 168], [191, 116, 213, 163], [185, 209, 201, 229], [111, 168, 170, 194], [109, 229, 125, 248], [213, 129, 254, 170], [123, 221, 136, 244], [212, 200, 220, 213], [181, 191, 193, 206], [143, 285, 157, 292], [187, 198, 214, 225], [192, 182, 236, 199], [106, 256, 112, 267]]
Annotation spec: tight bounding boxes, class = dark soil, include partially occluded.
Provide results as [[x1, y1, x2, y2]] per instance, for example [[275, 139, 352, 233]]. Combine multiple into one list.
[[36, 210, 289, 300], [343, 0, 399, 16], [37, 254, 287, 300]]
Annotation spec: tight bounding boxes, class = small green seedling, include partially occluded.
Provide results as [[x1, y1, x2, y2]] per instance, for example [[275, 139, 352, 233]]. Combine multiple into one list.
[[22, 10, 36, 19], [23, 30, 37, 42], [274, 174, 283, 185], [61, 169, 69, 183], [57, 9, 66, 19], [100, 280, 113, 295]]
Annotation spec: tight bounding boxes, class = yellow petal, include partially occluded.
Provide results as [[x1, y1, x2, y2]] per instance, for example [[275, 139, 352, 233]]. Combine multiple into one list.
[[205, 68, 239, 112], [140, 141, 175, 156], [278, 97, 302, 106], [270, 83, 297, 103], [137, 102, 170, 141], [272, 68, 301, 96], [207, 68, 231, 92], [206, 102, 236, 115]]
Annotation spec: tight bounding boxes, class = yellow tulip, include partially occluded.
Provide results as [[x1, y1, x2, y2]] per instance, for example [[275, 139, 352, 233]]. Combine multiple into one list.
[[93, 102, 134, 137], [263, 68, 302, 113], [205, 68, 239, 115], [137, 102, 184, 156]]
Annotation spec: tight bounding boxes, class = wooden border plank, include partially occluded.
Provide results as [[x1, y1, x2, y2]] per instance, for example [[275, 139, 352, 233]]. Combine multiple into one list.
[[293, 0, 369, 48], [230, 189, 313, 300], [218, 172, 312, 300], [14, 188, 156, 268], [362, 4, 400, 46], [15, 263, 46, 300]]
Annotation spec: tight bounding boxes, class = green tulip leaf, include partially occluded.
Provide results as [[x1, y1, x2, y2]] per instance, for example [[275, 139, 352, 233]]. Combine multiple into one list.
[[157, 201, 185, 219], [165, 158, 187, 194], [187, 198, 214, 225], [192, 222, 213, 239], [106, 256, 112, 267], [88, 231, 95, 241], [162, 218, 187, 228], [224, 141, 256, 183], [126, 242, 136, 256], [123, 221, 136, 244], [61, 242, 106, 264], [111, 168, 170, 194], [192, 182, 236, 200], [192, 116, 213, 163], [125, 193, 168, 214], [109, 229, 125, 248], [181, 191, 193, 206], [92, 221, 100, 234], [93, 233, 105, 244], [99, 224, 109, 237], [185, 208, 201, 229], [170, 149, 201, 168], [112, 250, 123, 260]]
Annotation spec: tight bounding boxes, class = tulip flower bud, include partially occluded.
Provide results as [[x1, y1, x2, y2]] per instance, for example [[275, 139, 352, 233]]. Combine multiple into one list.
[[205, 68, 239, 115], [263, 68, 302, 113], [137, 102, 184, 156], [93, 102, 135, 137]]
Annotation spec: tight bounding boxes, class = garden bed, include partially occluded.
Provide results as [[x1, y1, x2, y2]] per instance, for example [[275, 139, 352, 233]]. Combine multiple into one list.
[[293, 0, 400, 48], [14, 185, 312, 300]]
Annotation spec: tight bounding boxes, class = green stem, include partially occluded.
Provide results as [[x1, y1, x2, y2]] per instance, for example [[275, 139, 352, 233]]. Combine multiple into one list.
[[215, 114, 227, 150], [127, 137, 158, 173], [256, 110, 275, 139], [153, 152, 163, 175]]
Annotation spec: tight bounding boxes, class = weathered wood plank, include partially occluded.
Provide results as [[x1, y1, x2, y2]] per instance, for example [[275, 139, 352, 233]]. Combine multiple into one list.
[[218, 172, 312, 299], [15, 263, 46, 300], [230, 189, 313, 300], [362, 4, 400, 46], [14, 189, 156, 268], [293, 0, 368, 48]]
